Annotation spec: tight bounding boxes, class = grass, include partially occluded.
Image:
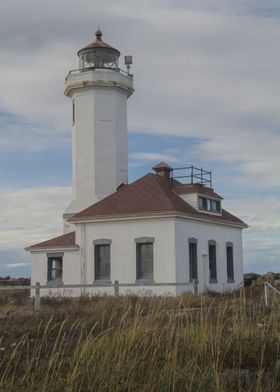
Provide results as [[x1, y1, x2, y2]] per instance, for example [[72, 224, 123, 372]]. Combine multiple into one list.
[[0, 288, 279, 391]]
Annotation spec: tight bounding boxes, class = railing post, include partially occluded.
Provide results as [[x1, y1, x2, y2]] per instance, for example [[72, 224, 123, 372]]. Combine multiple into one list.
[[192, 279, 198, 295], [114, 280, 119, 297], [35, 282, 41, 312], [264, 283, 268, 307]]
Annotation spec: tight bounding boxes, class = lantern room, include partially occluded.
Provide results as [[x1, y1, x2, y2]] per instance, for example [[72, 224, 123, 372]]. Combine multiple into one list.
[[77, 29, 120, 70]]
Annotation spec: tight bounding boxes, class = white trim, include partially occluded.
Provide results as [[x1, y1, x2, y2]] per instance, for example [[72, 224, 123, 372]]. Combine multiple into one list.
[[28, 246, 79, 253], [69, 212, 247, 229]]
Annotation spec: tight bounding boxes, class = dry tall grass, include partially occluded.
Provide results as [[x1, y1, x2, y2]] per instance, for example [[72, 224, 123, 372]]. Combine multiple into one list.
[[0, 289, 279, 391]]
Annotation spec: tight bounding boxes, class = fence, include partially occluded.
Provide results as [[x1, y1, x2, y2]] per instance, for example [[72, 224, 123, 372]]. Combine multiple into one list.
[[0, 280, 198, 312], [264, 281, 280, 307]]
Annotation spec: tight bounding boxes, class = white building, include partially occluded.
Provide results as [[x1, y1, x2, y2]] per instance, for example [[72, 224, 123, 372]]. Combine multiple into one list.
[[26, 30, 247, 296]]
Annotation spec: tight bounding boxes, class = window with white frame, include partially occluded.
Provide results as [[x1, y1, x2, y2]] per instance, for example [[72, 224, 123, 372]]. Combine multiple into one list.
[[198, 196, 221, 213], [188, 238, 198, 281], [135, 237, 154, 280], [226, 242, 234, 282], [94, 239, 111, 281], [47, 253, 63, 282], [208, 241, 217, 283]]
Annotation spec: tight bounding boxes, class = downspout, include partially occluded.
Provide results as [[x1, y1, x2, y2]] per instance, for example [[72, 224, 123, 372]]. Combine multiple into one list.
[[80, 223, 86, 295], [202, 253, 208, 293]]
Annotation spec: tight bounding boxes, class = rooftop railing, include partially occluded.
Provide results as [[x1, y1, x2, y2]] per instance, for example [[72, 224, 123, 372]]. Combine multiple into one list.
[[66, 66, 133, 80], [171, 165, 212, 188]]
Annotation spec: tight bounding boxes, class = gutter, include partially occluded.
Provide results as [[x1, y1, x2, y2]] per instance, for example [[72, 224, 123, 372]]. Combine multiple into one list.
[[68, 211, 248, 229]]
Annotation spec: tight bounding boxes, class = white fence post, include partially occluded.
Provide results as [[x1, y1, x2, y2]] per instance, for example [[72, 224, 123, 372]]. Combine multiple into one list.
[[264, 283, 269, 307], [35, 282, 41, 312], [114, 280, 119, 296], [192, 279, 198, 294]]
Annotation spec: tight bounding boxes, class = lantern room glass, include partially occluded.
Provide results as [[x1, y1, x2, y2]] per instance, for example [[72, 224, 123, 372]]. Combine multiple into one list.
[[79, 49, 119, 70]]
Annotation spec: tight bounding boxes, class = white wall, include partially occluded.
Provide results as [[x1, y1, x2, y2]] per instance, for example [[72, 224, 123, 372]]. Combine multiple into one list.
[[64, 68, 133, 217], [175, 217, 244, 294], [179, 193, 198, 209], [31, 216, 244, 297], [31, 250, 81, 297], [78, 218, 177, 294]]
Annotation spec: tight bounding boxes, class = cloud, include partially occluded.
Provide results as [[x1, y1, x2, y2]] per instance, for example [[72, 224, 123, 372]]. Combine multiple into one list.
[[224, 196, 280, 273], [0, 186, 71, 250], [129, 152, 180, 163], [0, 1, 279, 188], [5, 262, 30, 269], [0, 1, 279, 275]]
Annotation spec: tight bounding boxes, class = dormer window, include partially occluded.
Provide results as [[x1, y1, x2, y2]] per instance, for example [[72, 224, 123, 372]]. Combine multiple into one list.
[[212, 200, 221, 213], [198, 196, 221, 214], [199, 197, 207, 210]]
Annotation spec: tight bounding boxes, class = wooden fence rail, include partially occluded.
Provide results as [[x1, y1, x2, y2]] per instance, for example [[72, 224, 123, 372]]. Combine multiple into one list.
[[264, 281, 280, 307], [0, 280, 198, 312]]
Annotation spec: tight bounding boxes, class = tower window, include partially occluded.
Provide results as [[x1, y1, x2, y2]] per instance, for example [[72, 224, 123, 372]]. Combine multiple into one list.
[[72, 100, 75, 125]]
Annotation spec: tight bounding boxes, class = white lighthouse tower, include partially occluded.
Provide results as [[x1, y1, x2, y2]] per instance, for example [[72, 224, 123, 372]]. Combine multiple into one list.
[[63, 29, 134, 225]]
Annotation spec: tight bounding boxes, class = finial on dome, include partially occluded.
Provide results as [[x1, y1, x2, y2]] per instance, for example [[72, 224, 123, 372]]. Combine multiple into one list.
[[95, 27, 102, 40]]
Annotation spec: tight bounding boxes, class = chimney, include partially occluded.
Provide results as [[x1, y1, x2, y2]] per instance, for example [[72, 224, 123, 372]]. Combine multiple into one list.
[[152, 162, 173, 180]]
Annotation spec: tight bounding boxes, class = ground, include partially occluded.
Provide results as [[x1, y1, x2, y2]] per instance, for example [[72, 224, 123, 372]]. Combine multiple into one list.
[[0, 288, 279, 391]]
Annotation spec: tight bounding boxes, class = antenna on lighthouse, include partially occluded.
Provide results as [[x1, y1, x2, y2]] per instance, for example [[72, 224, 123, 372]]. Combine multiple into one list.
[[124, 55, 133, 74]]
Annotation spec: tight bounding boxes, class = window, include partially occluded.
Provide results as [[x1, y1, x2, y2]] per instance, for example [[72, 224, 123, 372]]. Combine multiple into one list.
[[198, 196, 221, 214], [226, 243, 234, 282], [213, 200, 221, 213], [47, 254, 63, 282], [189, 238, 198, 281], [135, 239, 154, 280], [72, 100, 75, 125], [199, 197, 207, 210], [95, 244, 110, 280], [209, 241, 217, 283]]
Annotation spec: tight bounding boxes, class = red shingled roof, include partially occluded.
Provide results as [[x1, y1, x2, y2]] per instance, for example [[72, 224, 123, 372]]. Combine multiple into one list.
[[71, 174, 246, 226], [26, 231, 77, 251]]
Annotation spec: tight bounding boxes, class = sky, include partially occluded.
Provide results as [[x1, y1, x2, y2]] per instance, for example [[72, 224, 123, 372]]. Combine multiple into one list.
[[0, 0, 280, 277]]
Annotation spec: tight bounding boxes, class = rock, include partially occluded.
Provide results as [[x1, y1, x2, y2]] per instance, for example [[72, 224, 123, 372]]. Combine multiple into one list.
[[263, 272, 276, 281], [244, 271, 280, 288], [273, 279, 280, 287], [244, 273, 261, 286]]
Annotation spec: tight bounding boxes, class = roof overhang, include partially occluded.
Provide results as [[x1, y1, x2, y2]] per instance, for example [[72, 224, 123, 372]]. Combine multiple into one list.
[[68, 211, 248, 229], [25, 245, 80, 253]]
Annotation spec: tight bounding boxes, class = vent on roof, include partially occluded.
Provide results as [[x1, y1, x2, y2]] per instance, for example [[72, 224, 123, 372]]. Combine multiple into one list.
[[152, 162, 172, 180]]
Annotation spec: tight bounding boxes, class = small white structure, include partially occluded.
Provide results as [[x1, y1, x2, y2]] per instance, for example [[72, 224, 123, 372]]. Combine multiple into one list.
[[26, 30, 247, 296]]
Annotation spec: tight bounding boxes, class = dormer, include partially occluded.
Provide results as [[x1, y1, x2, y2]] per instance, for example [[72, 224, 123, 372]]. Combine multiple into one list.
[[173, 183, 223, 215], [152, 163, 223, 215]]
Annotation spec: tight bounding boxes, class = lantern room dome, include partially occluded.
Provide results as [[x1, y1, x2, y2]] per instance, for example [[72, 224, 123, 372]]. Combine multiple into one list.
[[77, 29, 120, 70]]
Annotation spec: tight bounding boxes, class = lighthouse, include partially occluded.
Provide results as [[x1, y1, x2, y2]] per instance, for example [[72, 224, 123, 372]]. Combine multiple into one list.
[[63, 29, 134, 223], [27, 30, 246, 296]]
